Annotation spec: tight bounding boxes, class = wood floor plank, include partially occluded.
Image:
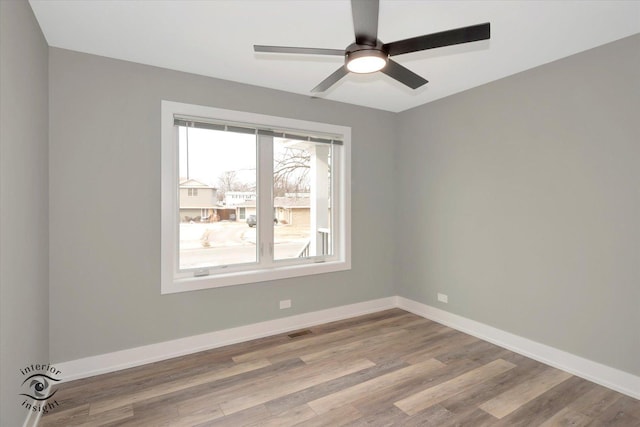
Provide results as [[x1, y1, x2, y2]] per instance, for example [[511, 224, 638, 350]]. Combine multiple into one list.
[[165, 399, 224, 426], [567, 384, 623, 419], [408, 407, 498, 427], [292, 404, 362, 427], [435, 338, 511, 366], [116, 401, 179, 427], [88, 358, 271, 415], [395, 358, 516, 416], [609, 395, 640, 420], [363, 324, 459, 366], [308, 358, 445, 414], [53, 351, 241, 405], [588, 395, 640, 426], [197, 404, 272, 427], [153, 357, 306, 415], [263, 357, 408, 415], [299, 328, 409, 364], [308, 308, 408, 334], [244, 404, 317, 427], [218, 358, 375, 415], [164, 410, 224, 426], [479, 365, 572, 418], [401, 330, 479, 364], [240, 316, 439, 373], [42, 404, 133, 427], [233, 313, 418, 364], [539, 407, 593, 427], [38, 404, 91, 427], [495, 375, 595, 427], [351, 357, 482, 416], [401, 403, 455, 426], [344, 405, 408, 427], [444, 408, 500, 427], [438, 356, 545, 415]]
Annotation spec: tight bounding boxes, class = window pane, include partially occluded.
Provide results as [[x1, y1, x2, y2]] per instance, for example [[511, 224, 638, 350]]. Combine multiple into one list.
[[178, 127, 257, 270], [273, 138, 332, 260]]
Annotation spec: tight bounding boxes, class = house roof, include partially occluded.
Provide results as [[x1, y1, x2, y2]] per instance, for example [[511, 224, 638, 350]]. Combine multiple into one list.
[[179, 178, 216, 189], [235, 200, 257, 208]]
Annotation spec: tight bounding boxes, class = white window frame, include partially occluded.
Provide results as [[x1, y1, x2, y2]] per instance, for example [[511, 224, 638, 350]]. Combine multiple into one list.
[[161, 101, 351, 294]]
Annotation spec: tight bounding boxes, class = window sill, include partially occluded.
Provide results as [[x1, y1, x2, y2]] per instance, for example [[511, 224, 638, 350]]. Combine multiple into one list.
[[161, 259, 351, 294]]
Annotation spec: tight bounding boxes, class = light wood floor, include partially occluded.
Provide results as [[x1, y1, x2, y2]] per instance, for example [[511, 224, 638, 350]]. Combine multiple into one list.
[[41, 309, 640, 426]]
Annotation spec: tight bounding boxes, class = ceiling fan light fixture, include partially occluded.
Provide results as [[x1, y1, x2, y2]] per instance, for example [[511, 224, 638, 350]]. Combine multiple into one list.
[[346, 49, 387, 73]]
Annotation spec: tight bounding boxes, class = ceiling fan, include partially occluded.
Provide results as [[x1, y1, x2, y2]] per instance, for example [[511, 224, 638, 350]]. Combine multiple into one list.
[[254, 0, 490, 93]]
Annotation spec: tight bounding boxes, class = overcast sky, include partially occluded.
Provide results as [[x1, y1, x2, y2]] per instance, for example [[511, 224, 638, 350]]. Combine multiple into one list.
[[179, 127, 256, 187]]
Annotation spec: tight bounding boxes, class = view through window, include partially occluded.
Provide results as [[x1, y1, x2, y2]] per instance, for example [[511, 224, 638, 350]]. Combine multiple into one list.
[[161, 101, 350, 293], [178, 126, 257, 269], [177, 125, 335, 271]]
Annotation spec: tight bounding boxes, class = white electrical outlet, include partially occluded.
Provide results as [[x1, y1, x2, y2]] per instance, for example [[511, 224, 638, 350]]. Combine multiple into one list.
[[279, 299, 292, 309], [437, 293, 448, 303]]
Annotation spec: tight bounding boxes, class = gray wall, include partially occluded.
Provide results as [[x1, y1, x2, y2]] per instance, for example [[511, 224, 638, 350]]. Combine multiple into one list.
[[0, 1, 50, 425], [48, 48, 397, 362], [396, 35, 640, 376]]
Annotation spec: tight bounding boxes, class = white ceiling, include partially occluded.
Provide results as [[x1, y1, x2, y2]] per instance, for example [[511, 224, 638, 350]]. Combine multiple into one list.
[[30, 0, 639, 113]]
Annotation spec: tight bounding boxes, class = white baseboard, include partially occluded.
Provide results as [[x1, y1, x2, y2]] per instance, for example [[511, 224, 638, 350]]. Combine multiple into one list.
[[396, 296, 640, 400], [55, 297, 396, 382], [55, 295, 639, 400]]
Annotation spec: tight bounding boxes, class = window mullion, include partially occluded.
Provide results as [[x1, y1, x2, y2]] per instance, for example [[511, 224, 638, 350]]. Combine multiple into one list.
[[332, 145, 342, 258], [257, 134, 274, 266]]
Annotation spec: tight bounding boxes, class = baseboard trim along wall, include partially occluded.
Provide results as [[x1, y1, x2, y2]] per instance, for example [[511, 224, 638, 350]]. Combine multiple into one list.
[[54, 297, 397, 382], [55, 295, 639, 399], [395, 296, 640, 400]]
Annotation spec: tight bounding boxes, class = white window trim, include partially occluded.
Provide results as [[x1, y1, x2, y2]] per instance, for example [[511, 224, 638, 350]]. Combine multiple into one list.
[[161, 101, 351, 294]]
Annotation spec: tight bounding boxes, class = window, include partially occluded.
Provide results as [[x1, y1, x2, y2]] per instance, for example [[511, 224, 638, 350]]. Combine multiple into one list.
[[161, 101, 351, 293]]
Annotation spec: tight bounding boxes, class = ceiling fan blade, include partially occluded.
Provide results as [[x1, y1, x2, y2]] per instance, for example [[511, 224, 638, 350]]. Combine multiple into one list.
[[311, 66, 349, 93], [381, 59, 428, 89], [351, 0, 379, 46], [384, 22, 490, 57], [254, 45, 345, 56]]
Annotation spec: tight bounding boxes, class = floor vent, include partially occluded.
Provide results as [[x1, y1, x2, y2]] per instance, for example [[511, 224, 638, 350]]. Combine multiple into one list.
[[288, 329, 312, 339]]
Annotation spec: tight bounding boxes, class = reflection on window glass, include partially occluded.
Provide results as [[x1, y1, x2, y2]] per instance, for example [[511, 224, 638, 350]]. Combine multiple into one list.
[[273, 137, 332, 261], [178, 127, 257, 270]]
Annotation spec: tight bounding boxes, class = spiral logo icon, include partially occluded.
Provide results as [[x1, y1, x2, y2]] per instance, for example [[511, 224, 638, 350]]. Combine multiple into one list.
[[20, 374, 60, 401]]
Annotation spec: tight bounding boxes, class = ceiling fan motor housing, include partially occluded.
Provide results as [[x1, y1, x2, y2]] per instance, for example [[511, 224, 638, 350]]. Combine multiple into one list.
[[345, 41, 388, 73]]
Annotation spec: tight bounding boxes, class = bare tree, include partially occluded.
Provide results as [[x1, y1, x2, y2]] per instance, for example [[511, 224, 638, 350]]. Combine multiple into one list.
[[216, 171, 239, 201], [273, 147, 310, 197], [217, 147, 312, 201], [217, 170, 255, 201], [218, 170, 238, 189]]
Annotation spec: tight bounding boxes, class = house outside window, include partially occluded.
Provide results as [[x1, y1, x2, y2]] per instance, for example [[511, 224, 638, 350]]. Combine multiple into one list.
[[179, 179, 216, 223], [161, 101, 351, 293]]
